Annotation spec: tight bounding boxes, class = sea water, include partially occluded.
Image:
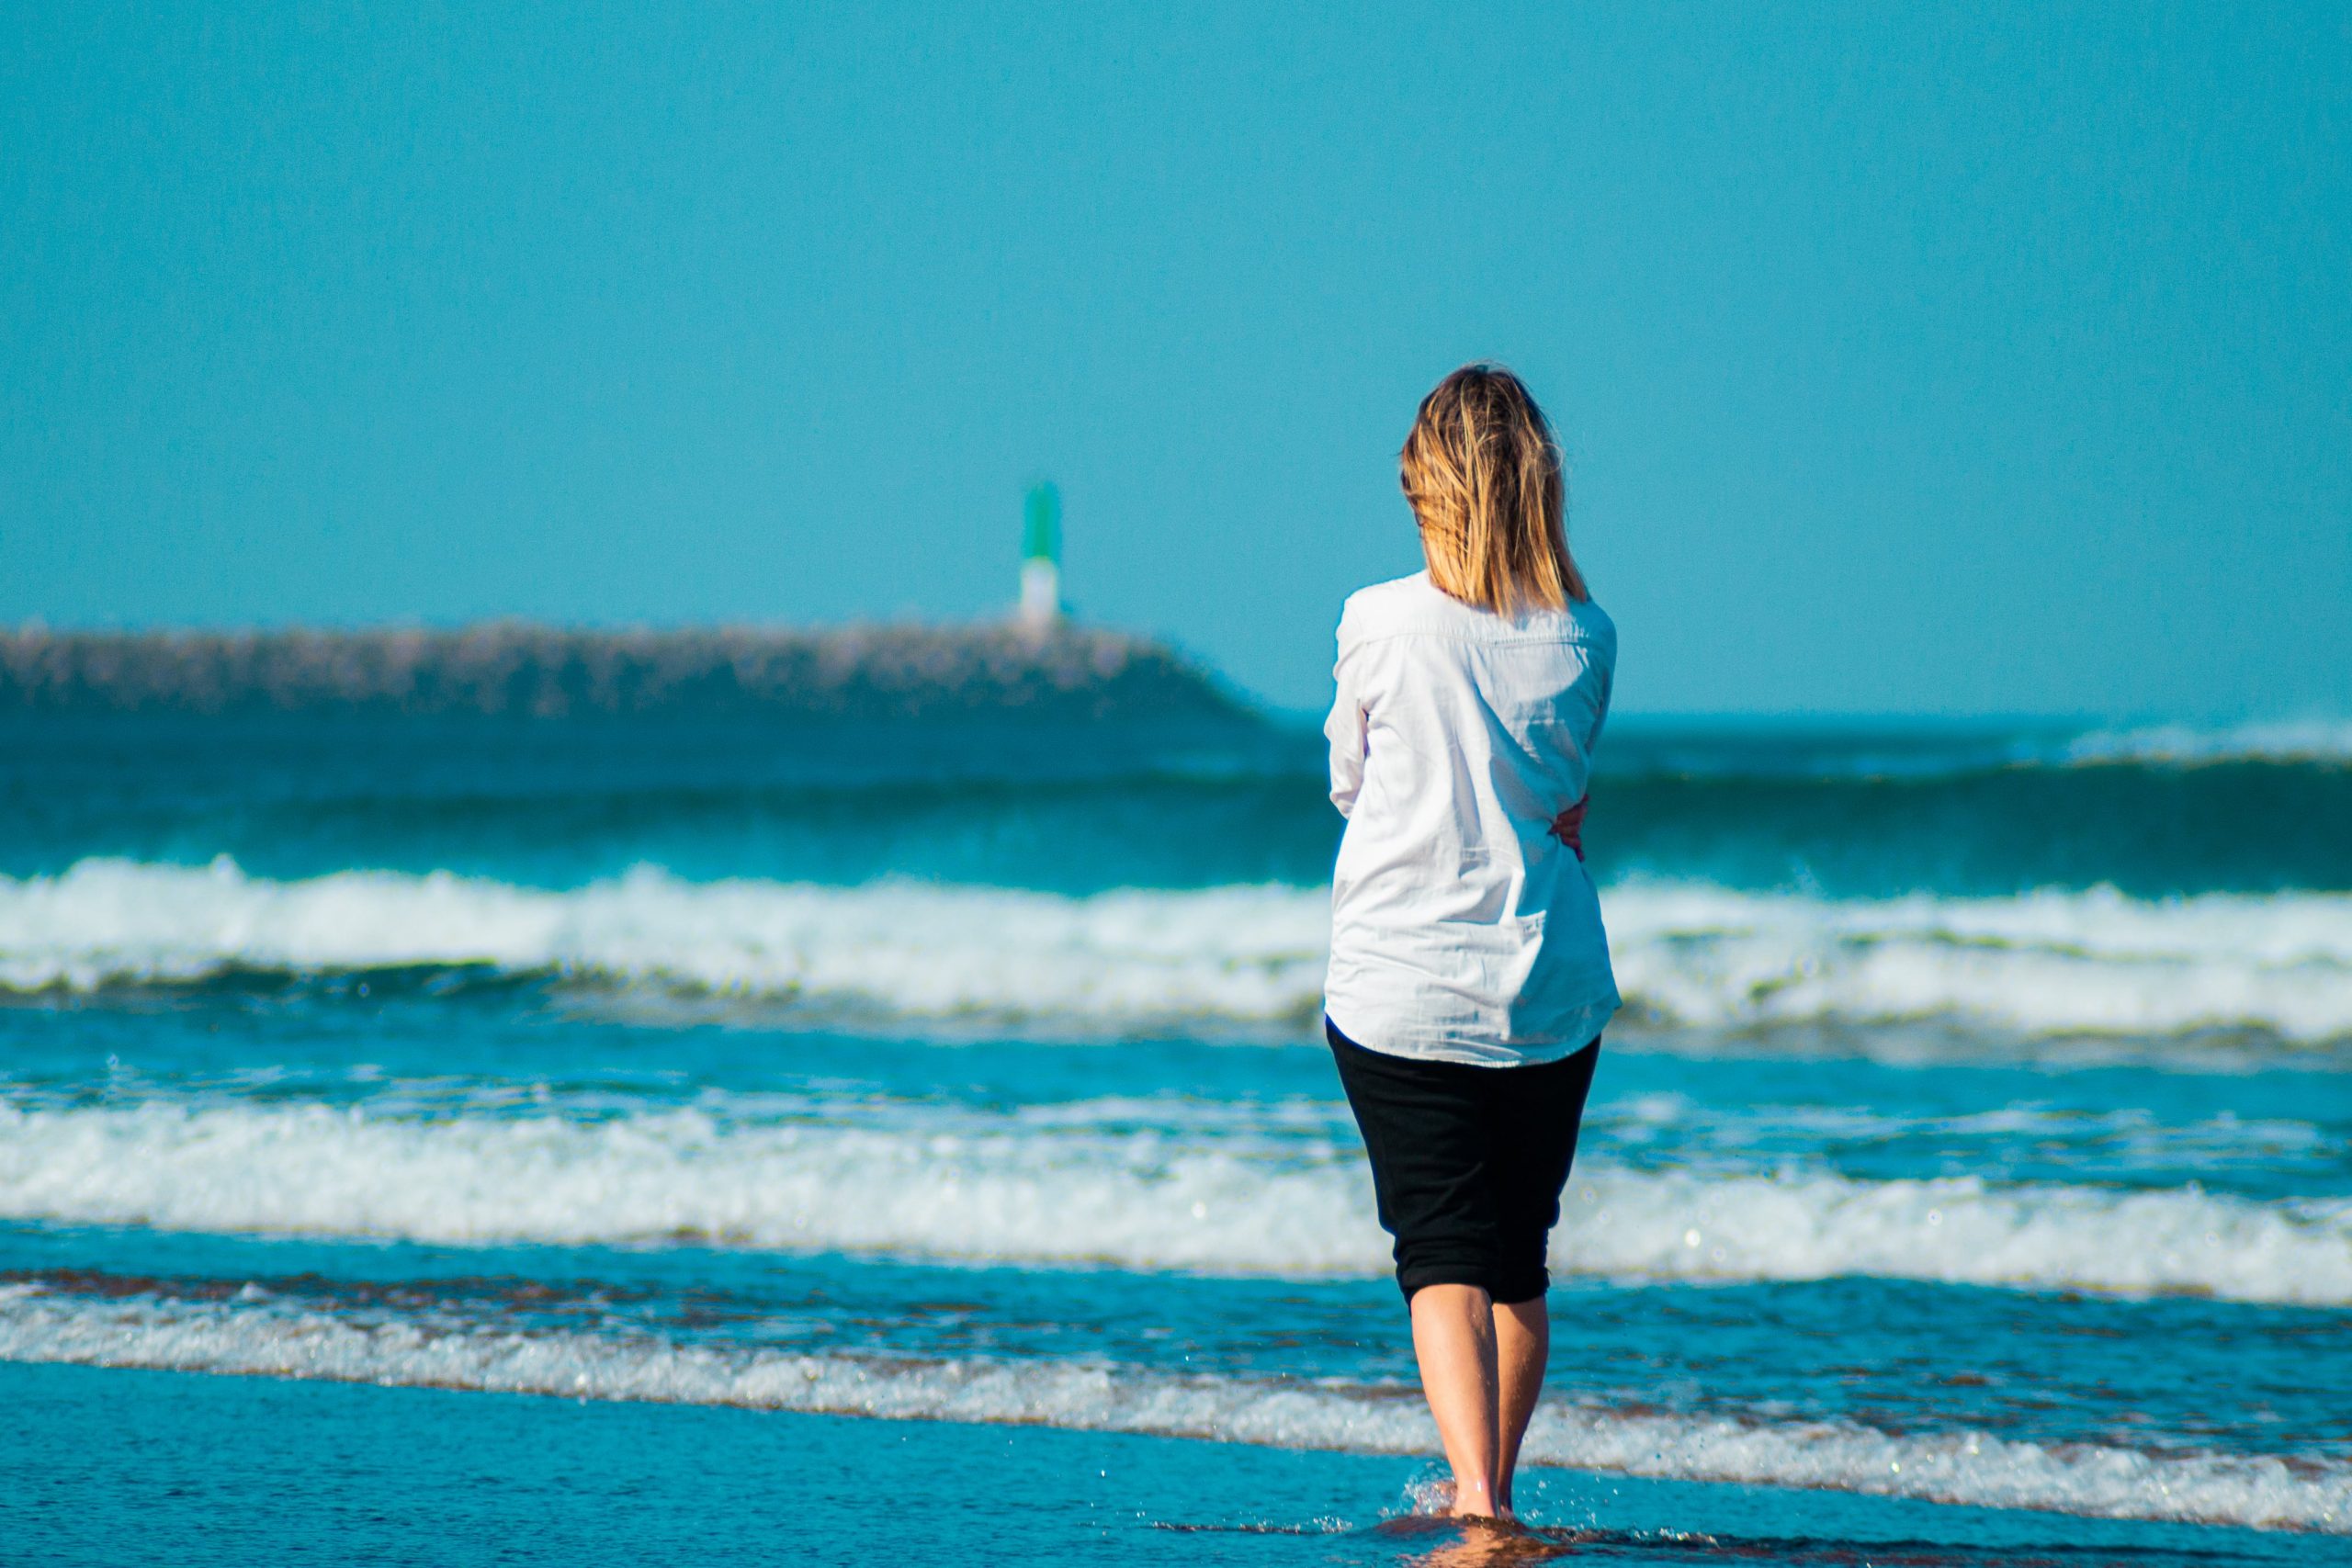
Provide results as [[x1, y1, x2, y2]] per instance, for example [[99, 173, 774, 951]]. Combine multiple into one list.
[[1, 706, 2347, 1562]]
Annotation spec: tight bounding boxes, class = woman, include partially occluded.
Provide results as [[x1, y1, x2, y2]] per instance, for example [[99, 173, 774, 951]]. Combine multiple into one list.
[[1324, 364, 1616, 1522]]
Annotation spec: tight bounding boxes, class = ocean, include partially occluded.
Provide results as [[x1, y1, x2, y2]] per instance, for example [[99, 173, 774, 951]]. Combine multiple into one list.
[[2, 694, 2347, 1563]]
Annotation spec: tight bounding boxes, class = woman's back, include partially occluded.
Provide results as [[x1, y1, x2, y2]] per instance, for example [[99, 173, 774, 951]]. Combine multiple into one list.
[[1319, 362, 1614, 1523], [1324, 569, 1618, 1066]]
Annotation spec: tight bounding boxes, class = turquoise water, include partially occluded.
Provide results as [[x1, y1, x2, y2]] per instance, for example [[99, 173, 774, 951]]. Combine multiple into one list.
[[4, 706, 2349, 1558], [10, 1360, 2339, 1566], [19, 1360, 2336, 1566]]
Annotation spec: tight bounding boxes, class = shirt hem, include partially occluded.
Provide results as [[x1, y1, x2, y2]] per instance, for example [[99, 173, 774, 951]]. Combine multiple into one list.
[[1322, 996, 1619, 1069]]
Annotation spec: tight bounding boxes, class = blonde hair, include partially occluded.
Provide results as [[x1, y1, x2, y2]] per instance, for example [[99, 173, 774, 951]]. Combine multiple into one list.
[[1399, 364, 1587, 613]]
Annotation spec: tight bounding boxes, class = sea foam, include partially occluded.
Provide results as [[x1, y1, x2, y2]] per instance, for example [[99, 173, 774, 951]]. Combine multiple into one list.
[[0, 1283, 2337, 1532], [2053, 719, 2352, 769], [6, 858, 2352, 1043], [3, 1100, 2344, 1303]]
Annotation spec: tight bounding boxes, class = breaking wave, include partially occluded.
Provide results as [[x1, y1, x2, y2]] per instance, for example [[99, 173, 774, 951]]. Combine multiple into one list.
[[6, 859, 2352, 1043], [0, 1282, 2338, 1531], [2052, 719, 2352, 769], [3, 1100, 2345, 1303]]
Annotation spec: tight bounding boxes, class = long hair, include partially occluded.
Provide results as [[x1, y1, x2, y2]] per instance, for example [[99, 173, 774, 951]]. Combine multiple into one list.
[[1399, 364, 1587, 613]]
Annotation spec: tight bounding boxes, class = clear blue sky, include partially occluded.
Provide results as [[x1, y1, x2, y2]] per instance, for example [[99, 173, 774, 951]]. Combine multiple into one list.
[[4, 3, 2346, 716]]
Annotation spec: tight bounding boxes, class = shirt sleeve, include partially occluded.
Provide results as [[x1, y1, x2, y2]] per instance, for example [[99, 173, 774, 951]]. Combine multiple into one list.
[[1325, 623, 1369, 818], [1587, 661, 1613, 757]]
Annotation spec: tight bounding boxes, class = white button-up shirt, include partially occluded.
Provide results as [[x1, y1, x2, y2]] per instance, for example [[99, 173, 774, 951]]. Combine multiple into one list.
[[1322, 570, 1620, 1066]]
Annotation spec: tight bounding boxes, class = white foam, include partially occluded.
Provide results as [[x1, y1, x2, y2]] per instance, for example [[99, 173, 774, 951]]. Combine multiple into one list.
[[3, 1100, 2345, 1303], [7, 858, 2352, 1044], [1602, 880, 2352, 1042], [0, 858, 1325, 1022], [2055, 719, 2352, 768], [0, 1284, 2338, 1532]]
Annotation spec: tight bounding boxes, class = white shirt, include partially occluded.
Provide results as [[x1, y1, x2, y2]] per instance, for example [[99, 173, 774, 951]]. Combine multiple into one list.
[[1322, 570, 1619, 1066]]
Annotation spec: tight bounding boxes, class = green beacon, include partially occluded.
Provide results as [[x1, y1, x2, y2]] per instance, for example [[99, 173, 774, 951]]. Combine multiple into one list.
[[1020, 482, 1062, 628]]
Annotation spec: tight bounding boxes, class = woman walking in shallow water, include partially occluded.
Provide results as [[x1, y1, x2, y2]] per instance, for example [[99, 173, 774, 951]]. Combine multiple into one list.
[[1324, 364, 1616, 1523]]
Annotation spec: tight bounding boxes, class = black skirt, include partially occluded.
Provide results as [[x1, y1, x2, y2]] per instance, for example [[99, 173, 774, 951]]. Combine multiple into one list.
[[1327, 1016, 1600, 1303]]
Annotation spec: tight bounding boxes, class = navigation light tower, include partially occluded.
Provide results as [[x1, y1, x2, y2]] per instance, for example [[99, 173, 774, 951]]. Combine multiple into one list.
[[1020, 482, 1062, 629]]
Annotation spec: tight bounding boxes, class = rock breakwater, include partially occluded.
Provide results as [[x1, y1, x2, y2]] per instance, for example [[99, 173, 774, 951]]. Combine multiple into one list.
[[0, 623, 1257, 723]]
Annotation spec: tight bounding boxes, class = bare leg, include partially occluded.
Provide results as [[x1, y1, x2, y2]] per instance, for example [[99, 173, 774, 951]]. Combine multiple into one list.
[[1491, 1297, 1549, 1512], [1408, 1283, 1503, 1517]]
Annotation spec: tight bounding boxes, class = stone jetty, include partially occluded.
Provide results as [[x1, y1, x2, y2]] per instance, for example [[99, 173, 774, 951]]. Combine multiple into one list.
[[0, 622, 1257, 723]]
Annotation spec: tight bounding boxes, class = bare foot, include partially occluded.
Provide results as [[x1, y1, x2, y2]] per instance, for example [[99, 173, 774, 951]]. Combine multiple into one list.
[[1447, 1480, 1505, 1520], [1407, 1515, 1558, 1568]]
